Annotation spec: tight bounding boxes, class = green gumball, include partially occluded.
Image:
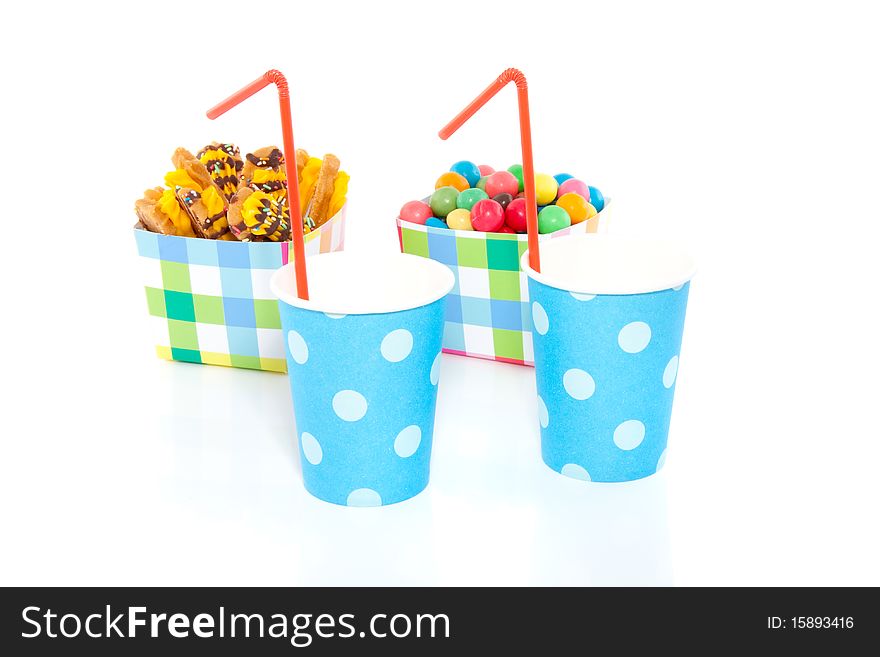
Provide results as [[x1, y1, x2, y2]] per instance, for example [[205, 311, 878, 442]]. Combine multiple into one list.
[[430, 186, 459, 218], [538, 205, 571, 234], [457, 187, 489, 211], [507, 164, 524, 192], [476, 176, 488, 191]]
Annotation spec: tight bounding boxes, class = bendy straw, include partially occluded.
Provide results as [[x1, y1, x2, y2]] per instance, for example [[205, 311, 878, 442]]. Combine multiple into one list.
[[207, 69, 309, 299], [439, 68, 541, 273]]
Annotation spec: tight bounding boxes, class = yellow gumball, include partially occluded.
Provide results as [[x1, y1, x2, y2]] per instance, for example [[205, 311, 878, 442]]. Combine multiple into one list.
[[447, 208, 473, 231], [556, 192, 589, 224], [534, 173, 559, 205], [584, 201, 598, 222]]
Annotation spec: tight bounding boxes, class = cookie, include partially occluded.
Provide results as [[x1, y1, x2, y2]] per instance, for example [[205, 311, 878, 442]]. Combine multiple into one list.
[[227, 187, 291, 242], [135, 187, 195, 237], [197, 142, 243, 201], [308, 154, 341, 228], [176, 187, 230, 240]]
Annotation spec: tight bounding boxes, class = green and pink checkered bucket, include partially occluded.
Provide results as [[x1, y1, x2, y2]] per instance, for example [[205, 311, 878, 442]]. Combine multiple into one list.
[[396, 204, 609, 366], [134, 205, 346, 373]]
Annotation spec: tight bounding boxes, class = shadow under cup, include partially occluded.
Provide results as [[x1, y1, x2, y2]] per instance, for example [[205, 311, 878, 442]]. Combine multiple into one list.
[[271, 252, 454, 507], [522, 236, 696, 483]]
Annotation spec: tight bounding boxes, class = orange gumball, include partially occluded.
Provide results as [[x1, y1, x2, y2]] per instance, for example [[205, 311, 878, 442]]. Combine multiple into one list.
[[556, 192, 595, 225], [435, 171, 470, 193]]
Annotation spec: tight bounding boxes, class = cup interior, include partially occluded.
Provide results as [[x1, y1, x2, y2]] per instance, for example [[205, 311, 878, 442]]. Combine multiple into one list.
[[271, 251, 455, 315], [522, 234, 696, 295]]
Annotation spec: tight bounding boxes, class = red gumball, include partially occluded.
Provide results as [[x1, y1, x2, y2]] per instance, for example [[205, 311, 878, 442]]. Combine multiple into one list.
[[485, 171, 519, 198], [505, 197, 529, 232], [470, 199, 505, 232], [497, 225, 515, 234], [478, 164, 495, 176], [399, 200, 433, 225]]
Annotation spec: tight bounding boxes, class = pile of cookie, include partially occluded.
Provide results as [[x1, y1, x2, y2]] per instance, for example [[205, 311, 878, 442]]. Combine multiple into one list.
[[135, 143, 348, 242]]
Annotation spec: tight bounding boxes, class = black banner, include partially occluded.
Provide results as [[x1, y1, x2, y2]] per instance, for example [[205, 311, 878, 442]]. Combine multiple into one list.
[[0, 587, 874, 654]]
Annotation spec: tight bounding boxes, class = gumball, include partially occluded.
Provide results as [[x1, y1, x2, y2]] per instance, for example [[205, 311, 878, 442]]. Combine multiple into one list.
[[534, 173, 558, 205], [505, 197, 529, 233], [492, 192, 514, 211], [430, 186, 459, 217], [435, 171, 470, 193], [450, 160, 482, 187], [583, 202, 598, 222], [558, 178, 590, 200], [485, 171, 519, 198], [446, 208, 473, 231], [516, 191, 525, 199], [470, 199, 505, 232], [538, 205, 571, 234], [498, 225, 515, 234], [457, 187, 489, 211], [507, 164, 524, 192], [588, 185, 605, 212], [555, 192, 590, 224], [553, 173, 574, 186], [476, 176, 488, 191], [399, 200, 433, 225], [426, 217, 449, 229], [478, 164, 495, 176]]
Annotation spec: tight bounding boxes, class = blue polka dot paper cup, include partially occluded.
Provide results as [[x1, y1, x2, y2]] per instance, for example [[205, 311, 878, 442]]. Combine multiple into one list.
[[271, 252, 454, 506], [522, 235, 696, 483]]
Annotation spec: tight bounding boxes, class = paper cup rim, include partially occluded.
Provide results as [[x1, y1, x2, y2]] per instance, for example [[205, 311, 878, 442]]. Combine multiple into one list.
[[521, 234, 697, 295], [271, 251, 455, 315]]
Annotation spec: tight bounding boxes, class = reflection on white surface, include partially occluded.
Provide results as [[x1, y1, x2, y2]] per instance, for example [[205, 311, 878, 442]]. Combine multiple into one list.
[[123, 353, 669, 586], [531, 475, 671, 586], [0, 344, 672, 585]]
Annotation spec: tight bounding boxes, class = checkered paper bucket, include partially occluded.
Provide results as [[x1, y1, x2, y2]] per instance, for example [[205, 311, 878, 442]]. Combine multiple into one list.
[[396, 202, 608, 366], [135, 203, 346, 373]]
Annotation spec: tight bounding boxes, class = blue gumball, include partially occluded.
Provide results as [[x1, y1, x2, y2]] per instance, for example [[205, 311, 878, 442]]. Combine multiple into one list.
[[426, 217, 449, 229], [553, 173, 574, 186], [588, 185, 605, 212], [450, 160, 482, 188]]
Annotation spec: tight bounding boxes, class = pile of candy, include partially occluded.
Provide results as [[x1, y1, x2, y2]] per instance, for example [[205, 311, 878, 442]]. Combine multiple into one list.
[[135, 144, 348, 242], [399, 161, 604, 234]]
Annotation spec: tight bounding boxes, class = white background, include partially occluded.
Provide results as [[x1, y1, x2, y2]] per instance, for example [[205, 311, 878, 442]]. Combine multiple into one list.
[[1, 0, 878, 586]]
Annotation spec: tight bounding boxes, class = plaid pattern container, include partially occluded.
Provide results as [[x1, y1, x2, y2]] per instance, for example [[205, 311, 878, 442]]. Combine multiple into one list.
[[135, 205, 346, 373], [396, 203, 608, 366]]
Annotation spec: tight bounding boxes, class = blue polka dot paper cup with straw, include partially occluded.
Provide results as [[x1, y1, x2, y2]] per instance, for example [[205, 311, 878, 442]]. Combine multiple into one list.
[[522, 235, 696, 483], [271, 252, 454, 506]]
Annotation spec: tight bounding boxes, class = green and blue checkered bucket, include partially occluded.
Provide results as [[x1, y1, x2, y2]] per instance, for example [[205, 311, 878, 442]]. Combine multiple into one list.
[[135, 205, 346, 372], [396, 203, 609, 366]]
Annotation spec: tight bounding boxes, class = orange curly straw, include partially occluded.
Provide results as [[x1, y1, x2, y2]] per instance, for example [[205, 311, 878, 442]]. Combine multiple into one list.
[[439, 68, 540, 272], [207, 70, 309, 299]]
